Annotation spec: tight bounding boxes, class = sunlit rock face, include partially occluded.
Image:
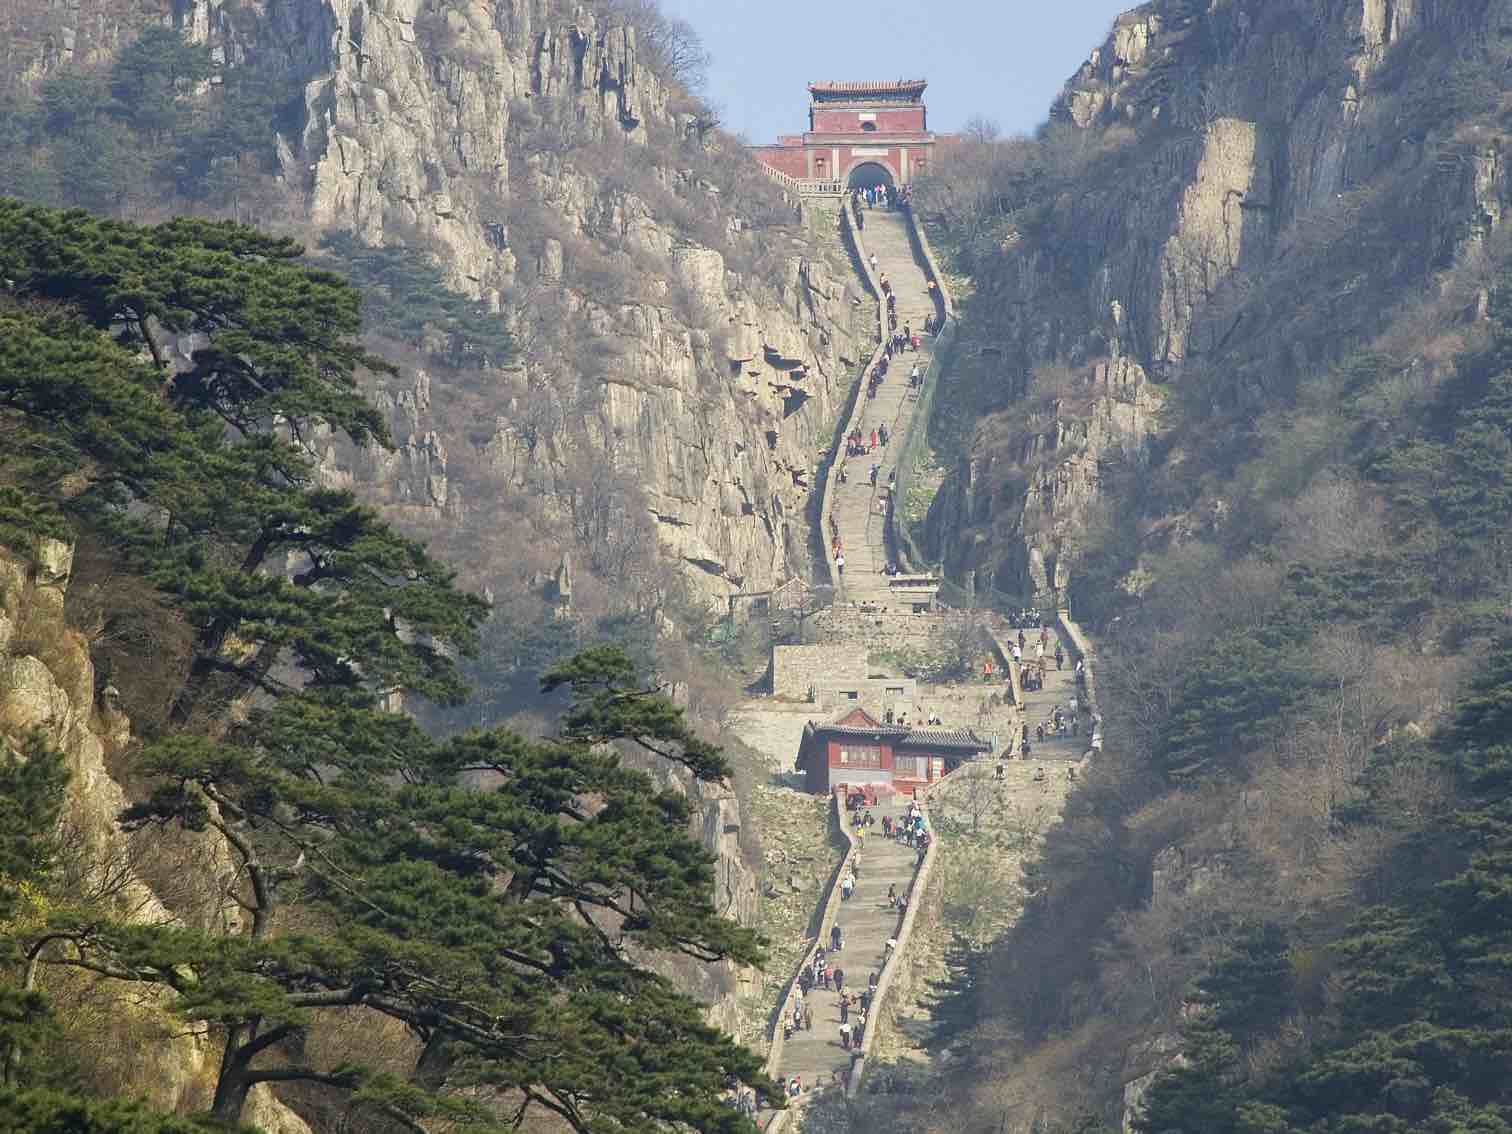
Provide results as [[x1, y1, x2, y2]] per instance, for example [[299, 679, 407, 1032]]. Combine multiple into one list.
[[928, 0, 1509, 603], [2, 0, 867, 606]]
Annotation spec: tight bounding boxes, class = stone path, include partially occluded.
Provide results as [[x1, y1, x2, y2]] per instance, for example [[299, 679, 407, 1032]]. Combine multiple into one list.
[[729, 207, 1100, 1121], [878, 758, 1074, 1067], [1004, 625, 1090, 765], [831, 208, 937, 606], [772, 801, 920, 1094]]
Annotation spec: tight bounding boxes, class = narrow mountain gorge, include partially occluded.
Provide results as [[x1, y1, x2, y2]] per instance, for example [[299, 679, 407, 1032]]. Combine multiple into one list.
[[5, 0, 1512, 1133], [0, 0, 874, 1059], [857, 2, 1512, 1133], [0, 0, 876, 1125]]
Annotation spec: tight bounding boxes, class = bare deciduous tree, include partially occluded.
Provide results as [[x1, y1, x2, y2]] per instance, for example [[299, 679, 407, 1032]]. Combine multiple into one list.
[[963, 114, 1002, 144], [613, 0, 711, 91], [937, 762, 1003, 834]]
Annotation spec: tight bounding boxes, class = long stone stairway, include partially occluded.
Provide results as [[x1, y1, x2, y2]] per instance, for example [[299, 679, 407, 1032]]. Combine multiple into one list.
[[739, 203, 1103, 1127], [771, 801, 918, 1094], [831, 208, 937, 606]]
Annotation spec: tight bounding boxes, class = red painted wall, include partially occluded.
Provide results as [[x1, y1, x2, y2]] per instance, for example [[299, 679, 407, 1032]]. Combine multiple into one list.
[[811, 107, 926, 133], [749, 146, 808, 179], [802, 734, 965, 797]]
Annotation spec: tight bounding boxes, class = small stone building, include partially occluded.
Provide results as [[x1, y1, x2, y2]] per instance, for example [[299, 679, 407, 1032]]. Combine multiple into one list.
[[771, 644, 916, 719], [796, 707, 993, 797]]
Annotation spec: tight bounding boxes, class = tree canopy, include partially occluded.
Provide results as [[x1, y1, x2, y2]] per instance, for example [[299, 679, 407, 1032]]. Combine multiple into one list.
[[1135, 636, 1512, 1134], [0, 200, 771, 1132]]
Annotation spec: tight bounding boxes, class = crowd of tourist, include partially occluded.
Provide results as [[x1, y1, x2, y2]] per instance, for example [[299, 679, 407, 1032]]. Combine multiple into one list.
[[851, 182, 914, 219], [763, 794, 932, 1109]]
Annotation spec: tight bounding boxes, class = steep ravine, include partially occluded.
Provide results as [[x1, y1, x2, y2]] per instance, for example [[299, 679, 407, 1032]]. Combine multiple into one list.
[[925, 0, 1508, 603]]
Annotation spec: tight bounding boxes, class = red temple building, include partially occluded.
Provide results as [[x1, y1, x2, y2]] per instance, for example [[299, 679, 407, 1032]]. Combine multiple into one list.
[[796, 708, 994, 797], [750, 79, 944, 191]]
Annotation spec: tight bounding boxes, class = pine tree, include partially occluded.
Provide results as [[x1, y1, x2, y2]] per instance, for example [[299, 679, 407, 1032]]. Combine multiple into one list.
[[44, 649, 771, 1129], [0, 735, 68, 1089], [0, 201, 487, 722], [0, 202, 769, 1131], [107, 27, 212, 139], [1192, 923, 1294, 1044], [1133, 1021, 1244, 1134]]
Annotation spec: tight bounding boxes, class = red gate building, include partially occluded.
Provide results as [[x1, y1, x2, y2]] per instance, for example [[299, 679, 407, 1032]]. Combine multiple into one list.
[[750, 79, 943, 190], [796, 707, 994, 797]]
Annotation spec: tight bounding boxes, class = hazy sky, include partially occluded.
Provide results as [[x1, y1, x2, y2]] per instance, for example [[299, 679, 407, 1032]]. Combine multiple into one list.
[[655, 1, 1137, 142]]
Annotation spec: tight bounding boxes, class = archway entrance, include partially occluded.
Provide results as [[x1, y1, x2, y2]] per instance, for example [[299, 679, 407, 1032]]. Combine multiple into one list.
[[847, 161, 895, 192]]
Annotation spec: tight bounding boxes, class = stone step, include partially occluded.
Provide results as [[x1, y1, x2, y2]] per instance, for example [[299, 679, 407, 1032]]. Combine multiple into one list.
[[829, 210, 940, 607]]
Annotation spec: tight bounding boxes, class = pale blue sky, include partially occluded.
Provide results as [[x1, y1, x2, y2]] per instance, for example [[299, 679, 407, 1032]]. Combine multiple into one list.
[[656, 1, 1138, 142]]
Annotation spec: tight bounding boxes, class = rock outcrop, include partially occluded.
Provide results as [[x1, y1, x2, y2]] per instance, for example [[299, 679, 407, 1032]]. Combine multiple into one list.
[[2, 0, 866, 604], [928, 0, 1507, 601], [0, 541, 311, 1133], [0, 0, 866, 1084], [269, 0, 863, 601]]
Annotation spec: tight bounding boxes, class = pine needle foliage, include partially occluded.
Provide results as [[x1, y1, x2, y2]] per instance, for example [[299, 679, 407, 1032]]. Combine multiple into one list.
[[1136, 637, 1512, 1134], [319, 231, 514, 371], [0, 200, 770, 1131]]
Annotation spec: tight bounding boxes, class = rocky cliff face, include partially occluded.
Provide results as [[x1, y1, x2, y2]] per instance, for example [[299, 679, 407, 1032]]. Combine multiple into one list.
[[0, 541, 311, 1134], [1, 0, 862, 1072], [928, 0, 1507, 602], [288, 0, 864, 599], [4, 0, 866, 602]]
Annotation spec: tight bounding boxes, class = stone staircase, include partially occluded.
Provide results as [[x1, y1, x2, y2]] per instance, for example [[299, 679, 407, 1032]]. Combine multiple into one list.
[[725, 204, 1104, 1123], [829, 208, 938, 606], [769, 801, 919, 1094]]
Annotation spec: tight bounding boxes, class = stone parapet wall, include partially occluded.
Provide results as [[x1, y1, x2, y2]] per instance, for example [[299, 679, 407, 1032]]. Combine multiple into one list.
[[862, 817, 947, 1055], [812, 605, 974, 651], [1056, 609, 1103, 752], [764, 790, 853, 1089], [772, 643, 917, 720], [984, 624, 1027, 711], [886, 204, 955, 572], [906, 205, 954, 321]]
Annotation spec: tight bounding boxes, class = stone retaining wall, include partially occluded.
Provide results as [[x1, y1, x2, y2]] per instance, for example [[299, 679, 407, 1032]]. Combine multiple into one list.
[[812, 605, 978, 652], [886, 205, 955, 572], [772, 644, 868, 700], [906, 206, 954, 321], [984, 624, 1027, 712], [863, 808, 949, 1063], [764, 789, 854, 1080]]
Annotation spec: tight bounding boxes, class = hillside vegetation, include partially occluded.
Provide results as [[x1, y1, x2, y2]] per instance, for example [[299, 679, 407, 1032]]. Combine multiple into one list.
[[0, 0, 862, 728], [0, 200, 774, 1133], [841, 2, 1512, 1132], [0, 1, 868, 1128]]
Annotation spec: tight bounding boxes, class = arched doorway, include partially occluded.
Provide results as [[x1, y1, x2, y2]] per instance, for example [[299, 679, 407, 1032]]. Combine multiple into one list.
[[846, 161, 895, 192]]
